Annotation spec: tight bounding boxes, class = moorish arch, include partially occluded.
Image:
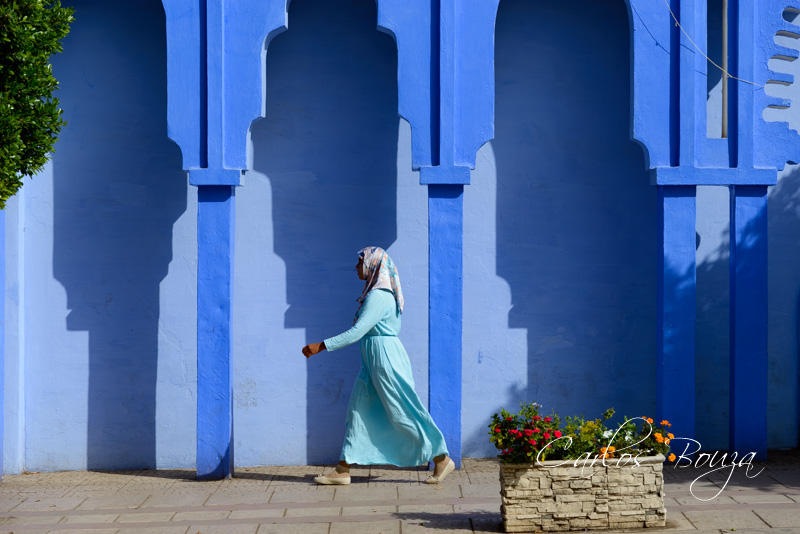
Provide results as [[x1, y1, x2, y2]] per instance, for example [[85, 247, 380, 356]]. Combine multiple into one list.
[[160, 0, 796, 478]]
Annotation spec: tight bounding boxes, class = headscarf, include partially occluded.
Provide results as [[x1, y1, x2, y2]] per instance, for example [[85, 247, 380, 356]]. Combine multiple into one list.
[[354, 246, 404, 323]]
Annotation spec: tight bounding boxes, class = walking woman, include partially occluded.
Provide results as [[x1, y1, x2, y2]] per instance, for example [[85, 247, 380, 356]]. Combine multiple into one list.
[[302, 246, 455, 485]]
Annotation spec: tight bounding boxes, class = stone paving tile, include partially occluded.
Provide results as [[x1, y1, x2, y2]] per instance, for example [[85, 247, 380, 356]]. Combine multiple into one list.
[[185, 524, 259, 534], [115, 511, 176, 522], [75, 494, 148, 510], [400, 516, 472, 533], [228, 509, 285, 520], [116, 527, 188, 534], [721, 530, 800, 534], [683, 509, 772, 529], [0, 514, 64, 525], [256, 522, 329, 533], [340, 504, 396, 516], [172, 510, 231, 521], [47, 529, 120, 534], [204, 490, 271, 506], [11, 496, 87, 512], [397, 503, 455, 514], [458, 483, 499, 498], [462, 458, 498, 473], [61, 513, 119, 523], [673, 494, 738, 505], [663, 511, 698, 530], [0, 495, 25, 512], [751, 508, 800, 528], [368, 467, 421, 485], [140, 491, 214, 508], [330, 518, 399, 533], [269, 486, 335, 503], [453, 502, 497, 513], [284, 505, 341, 517], [397, 483, 461, 500], [730, 493, 797, 503], [332, 485, 397, 502]]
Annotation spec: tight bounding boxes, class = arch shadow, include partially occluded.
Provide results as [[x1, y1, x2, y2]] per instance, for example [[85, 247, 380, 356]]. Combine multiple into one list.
[[52, 0, 186, 469], [251, 0, 399, 464], [464, 0, 657, 456]]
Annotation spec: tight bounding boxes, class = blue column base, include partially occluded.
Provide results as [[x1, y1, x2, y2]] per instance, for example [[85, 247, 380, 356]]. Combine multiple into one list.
[[729, 185, 768, 462], [196, 185, 235, 480], [428, 184, 463, 468]]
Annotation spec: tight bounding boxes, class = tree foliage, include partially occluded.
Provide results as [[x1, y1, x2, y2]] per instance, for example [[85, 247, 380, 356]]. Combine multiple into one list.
[[0, 1, 73, 209]]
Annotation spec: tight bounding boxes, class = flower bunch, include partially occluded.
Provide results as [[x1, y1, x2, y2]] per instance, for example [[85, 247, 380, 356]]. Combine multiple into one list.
[[488, 402, 678, 464], [488, 402, 563, 463]]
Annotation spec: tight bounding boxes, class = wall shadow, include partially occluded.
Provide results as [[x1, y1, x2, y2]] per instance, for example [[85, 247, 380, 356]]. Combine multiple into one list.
[[491, 0, 656, 434], [251, 0, 398, 464], [52, 1, 186, 469]]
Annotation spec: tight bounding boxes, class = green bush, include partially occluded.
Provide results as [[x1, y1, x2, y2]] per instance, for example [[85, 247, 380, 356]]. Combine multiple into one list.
[[0, 1, 73, 209]]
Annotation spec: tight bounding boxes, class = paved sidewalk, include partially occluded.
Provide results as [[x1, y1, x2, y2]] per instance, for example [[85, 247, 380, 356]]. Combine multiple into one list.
[[0, 450, 799, 534]]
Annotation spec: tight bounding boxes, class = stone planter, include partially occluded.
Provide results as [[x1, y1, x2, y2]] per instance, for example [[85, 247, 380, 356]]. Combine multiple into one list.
[[499, 454, 666, 532]]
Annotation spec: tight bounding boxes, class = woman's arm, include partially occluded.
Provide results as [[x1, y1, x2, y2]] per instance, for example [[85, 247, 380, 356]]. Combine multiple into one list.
[[322, 291, 387, 352]]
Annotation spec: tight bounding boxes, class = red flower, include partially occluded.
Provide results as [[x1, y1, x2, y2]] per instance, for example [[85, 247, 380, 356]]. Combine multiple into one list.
[[543, 433, 551, 439], [533, 428, 541, 433], [546, 444, 551, 448], [532, 416, 542, 420], [544, 417, 552, 422], [523, 429, 533, 436], [505, 417, 513, 421], [554, 430, 562, 438], [494, 428, 501, 433], [528, 439, 537, 446]]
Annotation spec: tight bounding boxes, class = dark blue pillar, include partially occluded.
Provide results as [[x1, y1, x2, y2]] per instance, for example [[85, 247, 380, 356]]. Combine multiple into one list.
[[657, 186, 696, 442], [195, 184, 235, 479], [428, 184, 463, 468], [729, 185, 767, 461]]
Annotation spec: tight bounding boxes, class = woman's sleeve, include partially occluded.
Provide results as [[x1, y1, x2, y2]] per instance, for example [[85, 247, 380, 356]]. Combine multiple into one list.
[[323, 291, 386, 352]]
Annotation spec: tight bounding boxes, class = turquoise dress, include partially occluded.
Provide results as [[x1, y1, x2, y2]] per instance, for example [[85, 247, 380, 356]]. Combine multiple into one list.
[[323, 288, 449, 466]]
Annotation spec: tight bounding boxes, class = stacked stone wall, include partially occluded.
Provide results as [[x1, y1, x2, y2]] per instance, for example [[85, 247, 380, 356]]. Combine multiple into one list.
[[500, 454, 666, 532]]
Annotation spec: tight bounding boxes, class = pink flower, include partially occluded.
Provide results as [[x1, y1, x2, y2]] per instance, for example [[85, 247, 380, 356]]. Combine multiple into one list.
[[543, 433, 551, 440]]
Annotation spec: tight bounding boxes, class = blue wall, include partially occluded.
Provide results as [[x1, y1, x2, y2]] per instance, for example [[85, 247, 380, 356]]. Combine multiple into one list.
[[2, 0, 799, 472]]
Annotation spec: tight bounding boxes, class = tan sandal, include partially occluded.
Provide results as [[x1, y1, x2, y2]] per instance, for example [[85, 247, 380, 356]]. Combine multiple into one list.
[[313, 473, 351, 485], [425, 458, 455, 484]]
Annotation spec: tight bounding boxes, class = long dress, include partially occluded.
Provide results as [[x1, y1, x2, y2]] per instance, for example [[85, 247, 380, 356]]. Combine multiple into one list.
[[323, 288, 449, 466]]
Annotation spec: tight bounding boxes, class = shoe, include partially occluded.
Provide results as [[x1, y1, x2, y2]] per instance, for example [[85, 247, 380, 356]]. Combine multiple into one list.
[[314, 473, 351, 485], [425, 458, 455, 484]]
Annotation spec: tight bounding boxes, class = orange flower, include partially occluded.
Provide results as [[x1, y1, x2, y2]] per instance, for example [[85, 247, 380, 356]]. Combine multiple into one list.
[[668, 453, 676, 462], [607, 446, 615, 452], [660, 420, 670, 426], [667, 433, 674, 440], [646, 417, 654, 424], [664, 438, 670, 445], [654, 433, 664, 443]]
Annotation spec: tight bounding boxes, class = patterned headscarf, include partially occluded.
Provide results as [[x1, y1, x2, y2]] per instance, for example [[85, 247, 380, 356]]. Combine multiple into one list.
[[354, 246, 404, 323]]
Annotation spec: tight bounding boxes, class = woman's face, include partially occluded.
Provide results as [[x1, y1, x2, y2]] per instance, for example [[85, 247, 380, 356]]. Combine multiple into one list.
[[356, 256, 367, 280]]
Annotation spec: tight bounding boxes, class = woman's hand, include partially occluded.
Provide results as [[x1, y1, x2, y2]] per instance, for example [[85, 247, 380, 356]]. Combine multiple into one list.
[[302, 341, 326, 358]]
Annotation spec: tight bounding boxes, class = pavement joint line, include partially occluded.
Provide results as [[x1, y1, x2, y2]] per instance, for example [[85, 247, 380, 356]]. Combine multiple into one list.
[[0, 495, 498, 518], [751, 508, 778, 528], [0, 513, 407, 531], [671, 501, 800, 512]]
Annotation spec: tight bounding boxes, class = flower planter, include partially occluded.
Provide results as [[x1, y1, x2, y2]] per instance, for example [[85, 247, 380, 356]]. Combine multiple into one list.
[[499, 454, 666, 532]]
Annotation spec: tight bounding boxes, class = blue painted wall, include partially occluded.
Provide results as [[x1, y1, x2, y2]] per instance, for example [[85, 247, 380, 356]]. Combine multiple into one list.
[[2, 0, 799, 472]]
